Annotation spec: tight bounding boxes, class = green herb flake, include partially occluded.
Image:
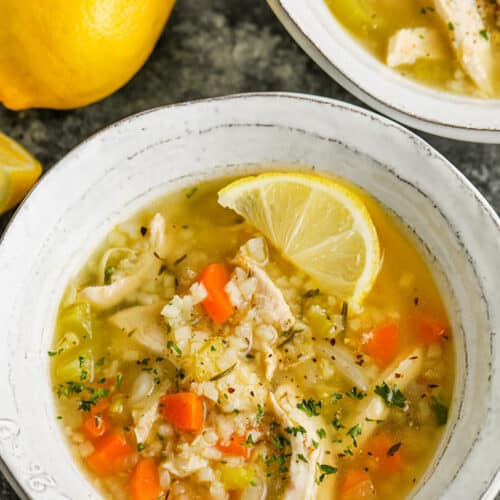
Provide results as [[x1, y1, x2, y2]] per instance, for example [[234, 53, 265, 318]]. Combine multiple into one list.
[[256, 403, 264, 424], [116, 373, 123, 390], [387, 442, 402, 456], [137, 442, 145, 452], [448, 22, 454, 31], [374, 382, 408, 410], [316, 463, 338, 484], [331, 393, 343, 403], [167, 340, 182, 358], [285, 425, 307, 437], [479, 29, 489, 41], [297, 453, 308, 463], [186, 187, 198, 199], [431, 396, 449, 426], [346, 386, 367, 400], [48, 349, 63, 357], [347, 424, 362, 447], [297, 398, 322, 417], [316, 428, 327, 439], [95, 357, 105, 367], [312, 440, 319, 449], [332, 417, 344, 430], [104, 266, 115, 285]]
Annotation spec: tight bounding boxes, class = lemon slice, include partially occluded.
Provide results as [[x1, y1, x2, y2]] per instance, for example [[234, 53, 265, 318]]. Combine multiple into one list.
[[0, 132, 42, 214], [218, 172, 380, 304]]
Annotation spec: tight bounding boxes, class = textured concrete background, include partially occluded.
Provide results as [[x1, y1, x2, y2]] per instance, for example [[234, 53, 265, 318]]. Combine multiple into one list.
[[1, 0, 499, 498]]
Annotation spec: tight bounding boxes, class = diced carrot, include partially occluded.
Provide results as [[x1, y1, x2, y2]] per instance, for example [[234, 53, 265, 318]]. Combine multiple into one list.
[[363, 322, 399, 367], [160, 392, 204, 433], [216, 433, 251, 459], [86, 432, 135, 476], [414, 314, 448, 344], [90, 396, 111, 417], [339, 469, 376, 500], [366, 433, 403, 473], [82, 414, 108, 441], [199, 263, 234, 323], [130, 458, 162, 500]]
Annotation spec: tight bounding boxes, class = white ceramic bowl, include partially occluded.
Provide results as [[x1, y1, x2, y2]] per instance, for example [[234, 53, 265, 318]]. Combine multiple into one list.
[[267, 0, 500, 143], [0, 93, 499, 499]]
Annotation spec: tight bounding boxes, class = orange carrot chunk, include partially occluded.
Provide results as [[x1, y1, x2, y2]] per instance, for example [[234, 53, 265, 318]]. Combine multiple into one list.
[[340, 469, 376, 500], [82, 414, 108, 441], [86, 432, 135, 476], [130, 458, 162, 500], [216, 433, 251, 459], [199, 263, 234, 323], [414, 314, 448, 344], [366, 433, 404, 473], [363, 322, 399, 367], [160, 392, 204, 433]]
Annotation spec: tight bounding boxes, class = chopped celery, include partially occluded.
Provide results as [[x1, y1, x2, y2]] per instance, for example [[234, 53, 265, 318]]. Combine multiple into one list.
[[219, 465, 255, 490], [306, 305, 334, 337], [55, 351, 93, 382], [59, 302, 92, 337]]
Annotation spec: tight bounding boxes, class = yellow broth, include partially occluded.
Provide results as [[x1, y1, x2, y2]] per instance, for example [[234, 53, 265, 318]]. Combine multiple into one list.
[[50, 175, 454, 500], [325, 0, 500, 97]]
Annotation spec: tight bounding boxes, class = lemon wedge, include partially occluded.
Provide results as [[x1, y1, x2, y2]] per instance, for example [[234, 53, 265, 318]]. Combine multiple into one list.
[[0, 132, 42, 214], [218, 172, 380, 304]]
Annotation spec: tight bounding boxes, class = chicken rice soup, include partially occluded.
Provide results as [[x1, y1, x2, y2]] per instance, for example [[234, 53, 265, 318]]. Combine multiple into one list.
[[50, 173, 454, 500], [326, 0, 500, 97]]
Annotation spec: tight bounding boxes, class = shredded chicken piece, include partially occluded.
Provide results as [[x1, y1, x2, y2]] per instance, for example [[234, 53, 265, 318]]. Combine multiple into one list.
[[269, 385, 326, 500], [109, 302, 166, 353], [81, 213, 169, 310], [233, 238, 295, 331], [387, 27, 446, 67], [331, 348, 423, 456], [434, 0, 493, 94]]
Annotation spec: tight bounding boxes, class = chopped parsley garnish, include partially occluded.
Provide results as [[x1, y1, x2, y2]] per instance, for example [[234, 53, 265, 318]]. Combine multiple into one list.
[[297, 453, 308, 463], [431, 396, 449, 426], [347, 424, 362, 447], [47, 349, 63, 357], [448, 22, 454, 31], [245, 434, 255, 447], [80, 370, 88, 381], [137, 442, 145, 452], [167, 340, 182, 358], [297, 398, 322, 416], [312, 440, 319, 449], [374, 382, 408, 410], [316, 463, 338, 484], [256, 403, 264, 424], [332, 417, 344, 430], [104, 266, 115, 284], [95, 357, 105, 367], [479, 29, 489, 41], [346, 386, 367, 400], [316, 428, 326, 439], [116, 373, 123, 390], [285, 425, 307, 437], [365, 417, 384, 424], [272, 434, 290, 451], [78, 355, 85, 368], [185, 187, 198, 199], [331, 393, 343, 403]]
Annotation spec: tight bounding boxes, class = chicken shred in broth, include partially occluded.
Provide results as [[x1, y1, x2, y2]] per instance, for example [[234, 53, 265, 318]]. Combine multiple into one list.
[[50, 176, 454, 500], [326, 0, 500, 97]]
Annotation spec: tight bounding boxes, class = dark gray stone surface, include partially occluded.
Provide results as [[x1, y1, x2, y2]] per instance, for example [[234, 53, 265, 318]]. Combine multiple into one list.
[[1, 0, 499, 498]]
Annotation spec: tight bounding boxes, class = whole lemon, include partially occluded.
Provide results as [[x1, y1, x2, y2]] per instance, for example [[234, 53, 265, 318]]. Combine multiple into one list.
[[0, 0, 175, 110]]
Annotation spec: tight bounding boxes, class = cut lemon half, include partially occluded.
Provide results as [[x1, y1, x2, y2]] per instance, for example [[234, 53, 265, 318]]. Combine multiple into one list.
[[218, 173, 380, 304], [0, 132, 42, 214]]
